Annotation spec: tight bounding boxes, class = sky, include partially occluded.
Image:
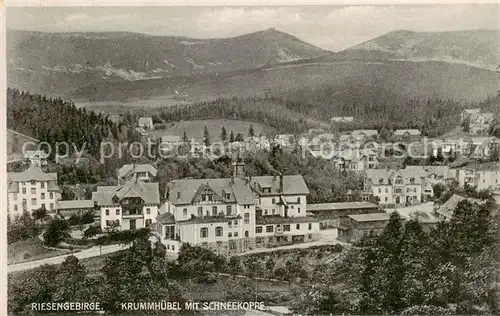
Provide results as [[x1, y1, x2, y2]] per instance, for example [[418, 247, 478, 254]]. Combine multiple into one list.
[[6, 4, 499, 51]]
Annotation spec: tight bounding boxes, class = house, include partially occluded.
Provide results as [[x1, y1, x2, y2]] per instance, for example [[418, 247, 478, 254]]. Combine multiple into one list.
[[138, 117, 154, 130], [434, 194, 484, 221], [351, 130, 379, 142], [337, 213, 390, 244], [332, 148, 378, 171], [56, 200, 95, 219], [404, 165, 455, 200], [23, 150, 49, 167], [455, 162, 500, 191], [157, 163, 320, 256], [393, 129, 422, 142], [331, 117, 354, 123], [92, 178, 159, 231], [7, 165, 61, 217], [461, 108, 481, 123], [274, 134, 296, 148], [307, 201, 380, 230], [117, 164, 157, 185], [365, 168, 423, 206]]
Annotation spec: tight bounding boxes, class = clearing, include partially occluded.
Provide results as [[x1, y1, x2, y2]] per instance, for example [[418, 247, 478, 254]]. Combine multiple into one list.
[[149, 119, 277, 140]]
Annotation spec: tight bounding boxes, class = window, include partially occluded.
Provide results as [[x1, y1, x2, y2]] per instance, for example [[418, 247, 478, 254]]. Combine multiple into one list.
[[105, 220, 111, 226], [228, 221, 232, 227], [308, 223, 312, 230], [116, 209, 120, 215], [146, 208, 151, 215], [198, 207, 202, 216], [296, 224, 300, 230], [31, 180, 36, 185], [298, 207, 301, 213], [272, 198, 276, 204], [22, 188, 26, 194], [266, 225, 274, 233], [256, 226, 262, 233], [272, 209, 275, 215], [297, 197, 301, 203], [228, 232, 232, 237], [41, 193, 45, 199], [206, 211, 210, 217], [183, 208, 188, 217], [212, 206, 217, 216], [31, 188, 36, 194], [234, 232, 238, 237], [378, 188, 381, 193], [414, 188, 417, 193], [50, 193, 54, 199], [50, 203, 54, 210], [308, 234, 313, 239], [233, 220, 238, 226], [283, 224, 290, 231], [167, 244, 170, 250], [145, 219, 152, 227], [105, 209, 110, 216], [384, 197, 388, 202], [244, 213, 249, 224], [13, 194, 17, 200], [245, 230, 249, 238], [31, 198, 36, 205], [40, 182, 45, 189], [225, 193, 231, 199], [410, 177, 415, 184], [395, 176, 403, 185], [215, 226, 223, 237], [172, 245, 175, 251], [379, 178, 384, 184], [264, 209, 268, 215], [226, 205, 231, 215], [385, 188, 388, 193], [200, 227, 208, 238]]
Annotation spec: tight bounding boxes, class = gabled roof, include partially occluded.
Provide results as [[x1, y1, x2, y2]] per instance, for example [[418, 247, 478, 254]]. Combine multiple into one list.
[[404, 165, 451, 178], [256, 215, 319, 225], [117, 164, 158, 179], [92, 179, 159, 206], [336, 148, 377, 162], [435, 194, 484, 219], [251, 175, 309, 195], [366, 169, 422, 185], [8, 165, 56, 182], [168, 177, 255, 205]]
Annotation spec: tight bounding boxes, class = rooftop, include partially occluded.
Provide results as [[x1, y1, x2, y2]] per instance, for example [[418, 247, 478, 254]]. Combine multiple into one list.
[[256, 215, 319, 225], [156, 212, 176, 225], [56, 200, 94, 209], [92, 178, 160, 206], [348, 213, 391, 222], [117, 163, 158, 179], [307, 202, 379, 212]]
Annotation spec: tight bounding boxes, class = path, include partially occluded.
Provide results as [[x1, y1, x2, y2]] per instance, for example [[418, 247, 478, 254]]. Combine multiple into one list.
[[8, 243, 130, 273]]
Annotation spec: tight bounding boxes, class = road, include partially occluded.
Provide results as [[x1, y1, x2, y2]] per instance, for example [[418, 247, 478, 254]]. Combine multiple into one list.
[[8, 243, 130, 273]]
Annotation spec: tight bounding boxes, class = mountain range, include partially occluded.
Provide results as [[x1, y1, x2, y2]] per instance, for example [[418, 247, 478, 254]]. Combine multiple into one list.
[[7, 28, 500, 105]]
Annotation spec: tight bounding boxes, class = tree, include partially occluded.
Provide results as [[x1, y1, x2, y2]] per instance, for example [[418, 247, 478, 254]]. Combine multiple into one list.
[[221, 126, 227, 141], [53, 256, 87, 301], [203, 126, 210, 146], [182, 131, 189, 143], [248, 124, 255, 137], [432, 183, 445, 200], [32, 207, 47, 223], [43, 218, 71, 247], [83, 226, 101, 239], [235, 132, 244, 142], [229, 131, 235, 143]]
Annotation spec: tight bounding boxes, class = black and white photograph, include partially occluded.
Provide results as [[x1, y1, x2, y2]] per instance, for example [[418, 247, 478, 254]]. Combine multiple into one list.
[[3, 2, 500, 315]]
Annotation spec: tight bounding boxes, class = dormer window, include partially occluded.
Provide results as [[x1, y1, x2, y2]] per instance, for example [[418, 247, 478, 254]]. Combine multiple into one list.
[[379, 178, 384, 184], [225, 193, 231, 199], [395, 176, 403, 185], [410, 177, 415, 184], [177, 192, 181, 199]]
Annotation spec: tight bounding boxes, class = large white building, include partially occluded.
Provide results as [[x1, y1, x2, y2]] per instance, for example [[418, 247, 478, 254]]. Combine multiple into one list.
[[364, 168, 423, 206], [7, 166, 61, 217], [455, 162, 500, 191], [92, 177, 160, 231], [156, 163, 320, 257]]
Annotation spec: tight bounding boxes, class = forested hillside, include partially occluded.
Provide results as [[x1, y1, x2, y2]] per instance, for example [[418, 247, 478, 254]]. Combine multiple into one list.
[[7, 88, 119, 157]]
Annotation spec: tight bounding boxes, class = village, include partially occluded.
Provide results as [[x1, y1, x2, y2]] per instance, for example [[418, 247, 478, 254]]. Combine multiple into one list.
[[6, 106, 500, 263]]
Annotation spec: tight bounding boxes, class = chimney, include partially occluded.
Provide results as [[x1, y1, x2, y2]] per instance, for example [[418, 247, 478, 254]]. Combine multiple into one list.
[[279, 173, 284, 193]]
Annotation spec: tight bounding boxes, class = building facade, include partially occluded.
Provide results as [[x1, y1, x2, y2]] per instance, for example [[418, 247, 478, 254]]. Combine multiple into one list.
[[7, 166, 61, 218], [365, 169, 423, 206], [455, 162, 500, 191], [307, 201, 381, 229], [338, 213, 390, 244], [92, 178, 160, 231], [117, 164, 157, 185], [156, 166, 320, 257]]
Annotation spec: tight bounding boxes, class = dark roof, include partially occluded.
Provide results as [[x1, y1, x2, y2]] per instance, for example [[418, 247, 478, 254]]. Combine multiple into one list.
[[117, 164, 157, 178], [307, 202, 379, 212], [156, 212, 176, 225], [348, 213, 390, 222], [8, 166, 59, 193], [256, 215, 319, 225]]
